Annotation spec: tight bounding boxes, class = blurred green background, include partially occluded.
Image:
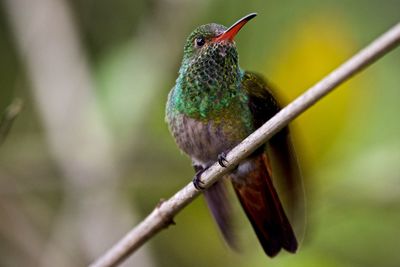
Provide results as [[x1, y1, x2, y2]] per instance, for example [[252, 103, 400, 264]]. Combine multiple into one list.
[[0, 0, 399, 266]]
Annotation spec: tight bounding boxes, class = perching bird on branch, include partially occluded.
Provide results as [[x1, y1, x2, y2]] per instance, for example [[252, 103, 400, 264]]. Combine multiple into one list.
[[166, 13, 304, 257]]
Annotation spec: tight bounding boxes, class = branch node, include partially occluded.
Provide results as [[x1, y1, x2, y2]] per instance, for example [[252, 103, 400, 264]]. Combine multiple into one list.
[[156, 198, 166, 208], [156, 198, 176, 227]]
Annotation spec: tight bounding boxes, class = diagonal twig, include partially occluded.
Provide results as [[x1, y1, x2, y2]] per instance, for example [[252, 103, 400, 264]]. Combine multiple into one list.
[[90, 22, 400, 267]]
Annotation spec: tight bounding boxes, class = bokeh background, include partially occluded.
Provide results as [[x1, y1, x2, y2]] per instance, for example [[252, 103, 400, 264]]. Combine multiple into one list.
[[0, 0, 399, 266]]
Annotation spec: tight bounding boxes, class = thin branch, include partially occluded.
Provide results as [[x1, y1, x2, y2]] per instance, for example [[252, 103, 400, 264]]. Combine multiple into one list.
[[90, 22, 400, 267], [0, 98, 23, 145]]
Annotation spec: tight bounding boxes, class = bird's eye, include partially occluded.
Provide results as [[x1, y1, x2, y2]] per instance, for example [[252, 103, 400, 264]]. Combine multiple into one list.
[[195, 37, 205, 47]]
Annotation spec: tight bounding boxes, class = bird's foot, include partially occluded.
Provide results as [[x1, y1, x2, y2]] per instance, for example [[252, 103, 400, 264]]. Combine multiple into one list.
[[192, 166, 207, 190], [218, 152, 229, 167]]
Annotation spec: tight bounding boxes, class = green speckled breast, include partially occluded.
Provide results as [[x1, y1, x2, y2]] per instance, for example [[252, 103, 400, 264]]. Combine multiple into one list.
[[166, 86, 253, 165]]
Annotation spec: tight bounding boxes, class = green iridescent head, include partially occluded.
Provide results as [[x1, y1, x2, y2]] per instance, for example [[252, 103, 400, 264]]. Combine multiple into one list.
[[181, 23, 227, 66], [172, 13, 257, 118], [179, 13, 257, 73]]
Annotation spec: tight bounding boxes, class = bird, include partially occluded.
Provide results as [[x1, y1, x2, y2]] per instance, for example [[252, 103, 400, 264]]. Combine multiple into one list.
[[166, 13, 303, 257]]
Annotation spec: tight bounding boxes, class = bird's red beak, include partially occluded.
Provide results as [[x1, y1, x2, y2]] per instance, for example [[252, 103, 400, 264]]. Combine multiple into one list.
[[214, 13, 257, 42]]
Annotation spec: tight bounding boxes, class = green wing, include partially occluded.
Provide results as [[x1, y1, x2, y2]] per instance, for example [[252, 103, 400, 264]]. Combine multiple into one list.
[[242, 71, 281, 128], [242, 71, 306, 241]]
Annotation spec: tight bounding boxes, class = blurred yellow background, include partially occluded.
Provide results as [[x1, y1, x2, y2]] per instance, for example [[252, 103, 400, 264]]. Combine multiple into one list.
[[0, 0, 399, 266]]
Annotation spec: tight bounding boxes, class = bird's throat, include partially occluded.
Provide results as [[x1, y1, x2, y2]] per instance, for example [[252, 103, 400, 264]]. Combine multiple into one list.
[[173, 44, 245, 120]]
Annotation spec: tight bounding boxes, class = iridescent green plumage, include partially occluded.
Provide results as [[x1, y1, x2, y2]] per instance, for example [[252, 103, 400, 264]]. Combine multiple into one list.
[[166, 14, 303, 257], [168, 24, 252, 128]]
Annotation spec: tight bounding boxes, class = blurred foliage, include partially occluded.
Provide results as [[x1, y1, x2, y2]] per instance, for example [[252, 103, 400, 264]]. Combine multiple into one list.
[[0, 0, 400, 267]]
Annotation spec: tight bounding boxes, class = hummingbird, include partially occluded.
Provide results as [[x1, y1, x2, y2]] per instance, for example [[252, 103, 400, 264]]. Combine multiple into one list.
[[166, 13, 303, 257]]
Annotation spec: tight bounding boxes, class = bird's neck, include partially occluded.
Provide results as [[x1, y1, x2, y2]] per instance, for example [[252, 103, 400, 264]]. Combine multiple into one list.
[[173, 54, 244, 120]]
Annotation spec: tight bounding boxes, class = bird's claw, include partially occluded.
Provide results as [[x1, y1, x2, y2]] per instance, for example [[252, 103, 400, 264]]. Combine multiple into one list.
[[193, 168, 206, 190], [218, 152, 228, 167], [192, 154, 227, 189]]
